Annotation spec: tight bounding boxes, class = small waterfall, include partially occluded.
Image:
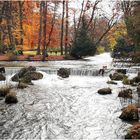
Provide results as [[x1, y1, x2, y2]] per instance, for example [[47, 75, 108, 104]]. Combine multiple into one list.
[[70, 68, 99, 76], [39, 67, 108, 76], [5, 67, 140, 77]]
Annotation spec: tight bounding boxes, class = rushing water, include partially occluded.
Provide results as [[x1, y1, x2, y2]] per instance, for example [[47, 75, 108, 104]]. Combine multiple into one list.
[[0, 53, 138, 139]]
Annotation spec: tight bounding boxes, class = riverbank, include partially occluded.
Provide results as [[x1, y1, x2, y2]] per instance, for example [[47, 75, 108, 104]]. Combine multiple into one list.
[[0, 54, 65, 61]]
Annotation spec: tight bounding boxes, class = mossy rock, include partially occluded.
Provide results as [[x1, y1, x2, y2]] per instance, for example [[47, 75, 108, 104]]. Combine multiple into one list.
[[11, 66, 36, 82], [109, 72, 127, 81], [24, 71, 43, 80]]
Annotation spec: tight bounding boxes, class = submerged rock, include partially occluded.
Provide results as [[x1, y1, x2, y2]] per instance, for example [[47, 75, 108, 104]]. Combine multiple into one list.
[[107, 81, 117, 85], [57, 68, 70, 78], [98, 88, 112, 95], [119, 104, 139, 121], [0, 73, 6, 81], [5, 91, 18, 104], [109, 72, 127, 81], [125, 123, 140, 139], [118, 89, 132, 99]]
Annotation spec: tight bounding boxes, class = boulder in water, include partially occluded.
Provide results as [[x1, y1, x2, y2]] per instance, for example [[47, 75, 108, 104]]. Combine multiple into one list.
[[98, 88, 112, 95], [0, 73, 6, 81], [125, 123, 140, 139], [5, 91, 18, 104], [57, 68, 70, 78], [18, 66, 36, 78], [118, 89, 132, 99], [119, 104, 139, 121], [11, 66, 43, 84], [109, 72, 127, 81]]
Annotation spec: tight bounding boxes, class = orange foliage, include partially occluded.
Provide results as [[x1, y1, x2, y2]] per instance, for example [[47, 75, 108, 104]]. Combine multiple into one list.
[[22, 1, 61, 50]]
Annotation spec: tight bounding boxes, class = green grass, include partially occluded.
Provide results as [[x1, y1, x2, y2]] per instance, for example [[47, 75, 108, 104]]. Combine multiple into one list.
[[23, 51, 62, 56]]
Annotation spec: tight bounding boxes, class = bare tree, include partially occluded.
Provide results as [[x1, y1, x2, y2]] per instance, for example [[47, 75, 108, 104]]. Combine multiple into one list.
[[46, 2, 58, 48]]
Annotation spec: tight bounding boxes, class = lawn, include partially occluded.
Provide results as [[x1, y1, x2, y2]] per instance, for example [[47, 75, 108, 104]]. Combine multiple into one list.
[[23, 51, 62, 56]]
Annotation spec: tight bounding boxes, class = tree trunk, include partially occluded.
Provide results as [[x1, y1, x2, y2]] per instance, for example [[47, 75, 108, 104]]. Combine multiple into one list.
[[18, 1, 24, 46], [60, 0, 65, 55], [65, 0, 68, 55], [37, 1, 43, 55], [6, 1, 15, 51], [42, 1, 47, 61]]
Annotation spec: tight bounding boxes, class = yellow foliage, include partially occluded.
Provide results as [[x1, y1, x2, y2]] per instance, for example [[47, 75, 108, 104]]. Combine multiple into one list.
[[97, 46, 105, 54], [107, 22, 127, 50]]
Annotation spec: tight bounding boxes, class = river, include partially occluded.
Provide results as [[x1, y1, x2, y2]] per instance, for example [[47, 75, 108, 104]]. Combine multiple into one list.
[[0, 53, 138, 139]]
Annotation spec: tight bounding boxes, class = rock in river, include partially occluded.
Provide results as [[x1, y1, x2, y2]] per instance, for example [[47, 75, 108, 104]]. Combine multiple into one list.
[[57, 68, 70, 78], [98, 88, 112, 95], [119, 104, 139, 121]]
